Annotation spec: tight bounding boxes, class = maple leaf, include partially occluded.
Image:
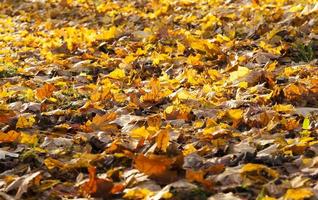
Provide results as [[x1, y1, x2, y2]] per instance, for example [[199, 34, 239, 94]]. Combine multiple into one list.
[[131, 126, 150, 138], [134, 154, 175, 176], [16, 116, 36, 129], [156, 129, 170, 152], [81, 166, 114, 198], [90, 112, 117, 131], [0, 130, 20, 142], [35, 83, 55, 100], [284, 188, 314, 200]]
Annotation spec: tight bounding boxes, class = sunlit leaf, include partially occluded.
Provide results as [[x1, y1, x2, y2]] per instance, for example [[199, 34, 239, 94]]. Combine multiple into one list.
[[0, 130, 20, 142], [131, 126, 150, 138], [284, 188, 313, 200], [16, 116, 36, 129], [156, 129, 170, 152], [35, 83, 55, 100], [134, 154, 175, 175]]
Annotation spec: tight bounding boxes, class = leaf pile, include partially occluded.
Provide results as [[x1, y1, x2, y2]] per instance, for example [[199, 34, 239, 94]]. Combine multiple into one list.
[[1, 0, 318, 199]]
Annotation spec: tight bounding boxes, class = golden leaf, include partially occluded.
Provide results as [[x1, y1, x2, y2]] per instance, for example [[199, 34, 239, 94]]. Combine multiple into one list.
[[228, 109, 243, 120], [90, 112, 117, 131], [108, 68, 126, 79], [44, 158, 65, 170], [241, 163, 279, 180], [273, 104, 294, 112], [134, 154, 175, 175], [20, 132, 38, 145], [123, 188, 154, 200], [16, 116, 36, 129], [284, 188, 313, 200], [156, 129, 170, 152], [229, 67, 250, 82], [131, 126, 150, 138], [35, 83, 55, 100]]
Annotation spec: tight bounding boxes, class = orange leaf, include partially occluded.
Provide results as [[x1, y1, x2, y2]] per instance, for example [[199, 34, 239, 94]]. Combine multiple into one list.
[[0, 112, 15, 124], [283, 84, 307, 101], [81, 166, 114, 198], [0, 130, 20, 142], [90, 112, 117, 131], [186, 169, 213, 189], [134, 154, 175, 175], [35, 83, 55, 100], [156, 129, 170, 152], [111, 183, 125, 194], [186, 169, 205, 183], [141, 78, 164, 103]]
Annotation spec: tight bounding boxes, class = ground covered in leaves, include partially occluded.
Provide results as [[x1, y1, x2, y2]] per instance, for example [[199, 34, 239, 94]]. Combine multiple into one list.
[[1, 0, 318, 199]]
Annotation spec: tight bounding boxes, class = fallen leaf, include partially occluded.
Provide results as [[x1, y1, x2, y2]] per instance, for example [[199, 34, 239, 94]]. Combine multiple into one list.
[[0, 130, 20, 142], [81, 166, 114, 198], [16, 116, 35, 129], [134, 154, 175, 175], [284, 188, 313, 200], [35, 83, 55, 100], [156, 129, 170, 152]]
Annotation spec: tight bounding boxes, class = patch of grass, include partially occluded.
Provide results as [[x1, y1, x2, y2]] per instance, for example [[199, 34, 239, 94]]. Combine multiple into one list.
[[293, 41, 317, 62]]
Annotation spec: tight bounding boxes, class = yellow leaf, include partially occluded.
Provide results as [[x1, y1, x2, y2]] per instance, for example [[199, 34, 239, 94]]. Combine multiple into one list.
[[123, 54, 136, 64], [259, 41, 282, 55], [284, 188, 313, 200], [229, 67, 250, 82], [177, 90, 195, 100], [131, 126, 150, 138], [20, 132, 38, 145], [208, 69, 222, 81], [236, 82, 247, 89], [177, 41, 185, 54], [16, 116, 35, 129], [303, 117, 310, 130], [124, 188, 154, 200], [273, 104, 294, 112], [108, 68, 126, 79], [183, 144, 197, 156], [241, 163, 279, 179], [187, 54, 202, 65], [228, 109, 243, 120], [98, 26, 119, 40], [44, 157, 65, 170], [265, 61, 277, 72], [156, 130, 170, 152]]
